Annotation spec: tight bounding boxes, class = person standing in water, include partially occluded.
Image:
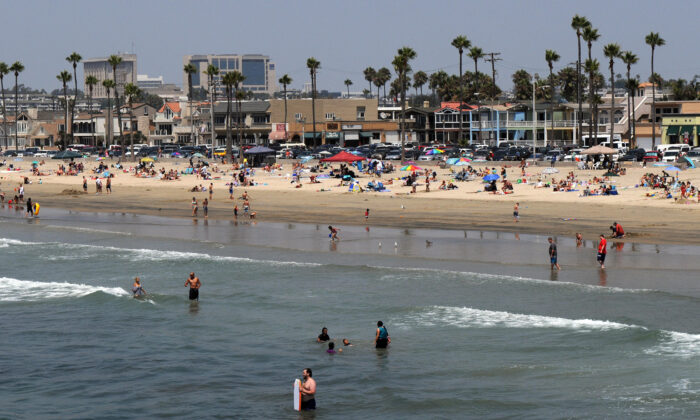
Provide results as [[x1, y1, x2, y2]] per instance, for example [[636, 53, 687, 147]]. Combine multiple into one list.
[[548, 237, 561, 270], [185, 272, 201, 301], [513, 202, 520, 223], [300, 368, 316, 410], [132, 277, 146, 297], [374, 321, 390, 348], [191, 197, 198, 217], [328, 225, 340, 241], [597, 234, 607, 269]]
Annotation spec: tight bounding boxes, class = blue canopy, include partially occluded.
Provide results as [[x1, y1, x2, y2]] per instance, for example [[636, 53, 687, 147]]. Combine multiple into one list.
[[244, 146, 275, 154]]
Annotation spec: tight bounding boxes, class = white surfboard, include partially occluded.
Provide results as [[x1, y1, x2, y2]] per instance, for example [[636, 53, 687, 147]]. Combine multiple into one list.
[[293, 378, 302, 411]]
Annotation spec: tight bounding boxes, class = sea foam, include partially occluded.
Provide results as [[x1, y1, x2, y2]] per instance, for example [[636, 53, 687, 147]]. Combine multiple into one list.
[[0, 277, 130, 302]]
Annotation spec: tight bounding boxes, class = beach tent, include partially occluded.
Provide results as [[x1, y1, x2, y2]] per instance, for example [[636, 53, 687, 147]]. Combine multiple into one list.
[[320, 151, 366, 162], [244, 146, 275, 155], [52, 150, 83, 159], [581, 145, 618, 155]]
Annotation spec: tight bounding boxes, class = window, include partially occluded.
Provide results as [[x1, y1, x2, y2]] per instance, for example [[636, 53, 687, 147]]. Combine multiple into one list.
[[613, 110, 623, 123], [295, 113, 303, 121], [178, 135, 190, 143], [215, 115, 225, 124], [356, 107, 365, 120], [252, 115, 270, 124], [325, 113, 335, 120]]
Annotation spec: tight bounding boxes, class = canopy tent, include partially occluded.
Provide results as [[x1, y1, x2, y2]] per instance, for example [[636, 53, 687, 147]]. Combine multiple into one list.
[[244, 146, 275, 155], [52, 150, 83, 159], [320, 151, 366, 163], [581, 145, 618, 155]]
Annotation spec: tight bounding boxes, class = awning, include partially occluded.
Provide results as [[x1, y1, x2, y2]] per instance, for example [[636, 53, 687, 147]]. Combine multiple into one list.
[[325, 132, 339, 139], [344, 132, 359, 140], [679, 126, 694, 138], [303, 132, 322, 139], [360, 131, 374, 137], [665, 125, 680, 135]]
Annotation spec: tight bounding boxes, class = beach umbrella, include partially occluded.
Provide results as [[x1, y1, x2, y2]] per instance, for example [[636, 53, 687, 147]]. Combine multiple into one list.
[[446, 157, 459, 165], [96, 157, 105, 161], [581, 145, 618, 155], [483, 174, 500, 181], [542, 167, 559, 174], [426, 149, 445, 155], [191, 152, 205, 158], [171, 152, 181, 157], [32, 161, 39, 164], [101, 171, 111, 178], [320, 151, 366, 163], [681, 156, 696, 169], [665, 166, 682, 172], [52, 150, 83, 159], [400, 164, 423, 171], [141, 157, 154, 163]]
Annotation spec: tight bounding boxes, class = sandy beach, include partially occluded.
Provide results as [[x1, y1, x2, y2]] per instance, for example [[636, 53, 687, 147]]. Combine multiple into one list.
[[2, 157, 700, 245]]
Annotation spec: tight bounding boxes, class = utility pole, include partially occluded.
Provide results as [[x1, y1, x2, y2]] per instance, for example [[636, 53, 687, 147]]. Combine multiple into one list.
[[484, 52, 502, 145]]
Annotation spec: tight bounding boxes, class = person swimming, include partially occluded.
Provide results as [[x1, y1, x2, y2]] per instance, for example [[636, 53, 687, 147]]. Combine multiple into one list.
[[132, 277, 146, 297], [326, 342, 336, 354]]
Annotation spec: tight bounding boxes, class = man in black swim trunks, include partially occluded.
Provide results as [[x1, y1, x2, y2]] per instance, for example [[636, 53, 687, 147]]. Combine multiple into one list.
[[185, 272, 201, 301]]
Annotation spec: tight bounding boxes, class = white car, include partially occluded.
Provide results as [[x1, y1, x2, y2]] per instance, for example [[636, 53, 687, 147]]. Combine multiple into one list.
[[418, 154, 434, 161], [661, 151, 679, 163], [33, 151, 48, 157]]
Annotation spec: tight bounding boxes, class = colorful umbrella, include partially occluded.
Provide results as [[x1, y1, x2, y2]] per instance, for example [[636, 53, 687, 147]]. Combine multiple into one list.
[[401, 165, 423, 171], [426, 149, 445, 155], [453, 160, 471, 166], [96, 157, 105, 161], [140, 157, 154, 163], [446, 158, 459, 165], [483, 174, 500, 181], [665, 166, 682, 172]]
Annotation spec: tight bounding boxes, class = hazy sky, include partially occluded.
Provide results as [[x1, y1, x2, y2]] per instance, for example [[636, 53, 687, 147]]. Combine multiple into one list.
[[2, 0, 698, 92]]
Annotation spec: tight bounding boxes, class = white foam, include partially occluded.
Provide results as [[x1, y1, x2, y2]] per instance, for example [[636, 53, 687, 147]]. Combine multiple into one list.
[[410, 305, 639, 332], [45, 225, 133, 236], [645, 331, 700, 358], [0, 238, 38, 247], [0, 277, 130, 302]]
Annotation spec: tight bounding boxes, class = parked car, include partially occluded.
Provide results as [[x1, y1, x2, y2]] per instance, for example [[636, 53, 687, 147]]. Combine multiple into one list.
[[418, 154, 435, 161], [643, 151, 661, 162], [686, 150, 700, 163], [661, 151, 679, 163], [385, 149, 402, 160], [618, 148, 646, 162]]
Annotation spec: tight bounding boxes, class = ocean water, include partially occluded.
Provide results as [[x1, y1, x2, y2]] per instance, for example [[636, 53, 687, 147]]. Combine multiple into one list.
[[1, 207, 699, 419]]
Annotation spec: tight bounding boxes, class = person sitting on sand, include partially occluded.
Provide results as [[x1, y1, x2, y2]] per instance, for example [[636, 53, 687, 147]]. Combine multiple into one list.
[[610, 222, 625, 238]]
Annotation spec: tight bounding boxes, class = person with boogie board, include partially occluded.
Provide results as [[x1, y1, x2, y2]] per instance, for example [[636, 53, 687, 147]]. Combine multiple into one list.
[[295, 368, 316, 411]]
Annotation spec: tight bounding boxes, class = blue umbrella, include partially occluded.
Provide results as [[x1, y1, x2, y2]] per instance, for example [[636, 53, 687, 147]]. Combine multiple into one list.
[[665, 166, 682, 172], [483, 174, 500, 181], [446, 157, 459, 165]]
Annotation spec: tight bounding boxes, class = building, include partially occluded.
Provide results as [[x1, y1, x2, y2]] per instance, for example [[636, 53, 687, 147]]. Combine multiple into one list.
[[183, 54, 277, 96], [137, 74, 164, 89], [83, 54, 137, 99]]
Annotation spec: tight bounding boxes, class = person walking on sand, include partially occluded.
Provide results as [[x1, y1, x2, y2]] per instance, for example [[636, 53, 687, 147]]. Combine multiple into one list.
[[374, 320, 390, 349], [229, 183, 234, 200], [513, 203, 520, 223], [597, 234, 607, 269], [191, 197, 198, 217], [548, 237, 561, 270], [185, 272, 201, 301]]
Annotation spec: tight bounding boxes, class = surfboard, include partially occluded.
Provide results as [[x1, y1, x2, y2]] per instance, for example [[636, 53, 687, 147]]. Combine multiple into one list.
[[293, 378, 302, 411]]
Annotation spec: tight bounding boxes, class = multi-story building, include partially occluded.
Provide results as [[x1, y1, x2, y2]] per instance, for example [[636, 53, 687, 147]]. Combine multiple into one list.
[[183, 54, 277, 96], [137, 74, 164, 89], [83, 54, 137, 99]]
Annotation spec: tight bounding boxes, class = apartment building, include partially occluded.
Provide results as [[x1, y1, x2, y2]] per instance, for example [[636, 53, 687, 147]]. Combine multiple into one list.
[[83, 54, 137, 99], [183, 54, 277, 96]]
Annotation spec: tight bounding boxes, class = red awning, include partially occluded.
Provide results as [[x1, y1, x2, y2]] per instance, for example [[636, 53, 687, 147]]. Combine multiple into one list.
[[269, 131, 287, 140], [320, 151, 366, 162]]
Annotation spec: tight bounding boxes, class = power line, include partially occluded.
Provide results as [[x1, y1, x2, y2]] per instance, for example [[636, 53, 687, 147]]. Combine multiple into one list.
[[484, 52, 502, 101]]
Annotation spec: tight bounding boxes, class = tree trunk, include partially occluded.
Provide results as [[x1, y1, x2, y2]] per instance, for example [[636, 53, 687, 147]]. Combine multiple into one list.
[[610, 65, 615, 147], [14, 75, 18, 150], [549, 68, 555, 145], [458, 52, 463, 144], [129, 102, 135, 162], [1, 78, 7, 149], [311, 72, 317, 148], [400, 71, 406, 162], [587, 47, 593, 146], [89, 87, 95, 147], [113, 68, 124, 156], [63, 83, 69, 149], [577, 35, 583, 145], [225, 89, 232, 157], [283, 84, 288, 141], [650, 48, 656, 148], [72, 64, 78, 144]]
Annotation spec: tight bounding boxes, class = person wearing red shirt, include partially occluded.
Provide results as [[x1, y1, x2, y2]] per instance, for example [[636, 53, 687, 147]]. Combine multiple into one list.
[[597, 234, 607, 269], [610, 222, 625, 238]]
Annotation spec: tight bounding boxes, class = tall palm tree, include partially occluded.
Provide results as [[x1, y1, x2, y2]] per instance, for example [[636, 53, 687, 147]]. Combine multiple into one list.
[[468, 46, 485, 100], [585, 59, 601, 144], [378, 67, 391, 100], [124, 82, 141, 161], [545, 49, 560, 141], [413, 70, 428, 100], [603, 43, 621, 146], [107, 55, 125, 153], [231, 71, 246, 156], [306, 57, 320, 147], [363, 67, 376, 98], [621, 51, 639, 142], [0, 62, 8, 149], [203, 64, 219, 146], [66, 52, 82, 144], [102, 79, 116, 148], [583, 26, 600, 143], [645, 32, 665, 148], [56, 70, 72, 148], [85, 75, 98, 146], [183, 63, 198, 145], [393, 47, 417, 161], [373, 74, 382, 100], [221, 72, 236, 156], [344, 79, 353, 98], [625, 77, 640, 144], [9, 61, 24, 150], [452, 35, 471, 143], [571, 15, 591, 144], [278, 74, 292, 141]]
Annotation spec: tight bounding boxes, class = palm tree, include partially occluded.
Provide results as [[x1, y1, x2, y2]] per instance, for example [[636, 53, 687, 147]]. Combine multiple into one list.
[[231, 71, 246, 156], [102, 79, 116, 148], [645, 32, 665, 148], [203, 64, 219, 145], [56, 71, 72, 148], [85, 75, 98, 146], [0, 62, 8, 149], [183, 63, 198, 145], [583, 26, 600, 143], [306, 57, 320, 148], [363, 67, 376, 98], [468, 47, 485, 101], [585, 59, 601, 144], [603, 43, 621, 146], [124, 82, 141, 161], [9, 61, 24, 150], [571, 15, 591, 144], [393, 47, 416, 161], [413, 70, 428, 101], [107, 55, 125, 153], [373, 74, 382, 100], [545, 49, 560, 142], [378, 67, 391, 100], [452, 35, 471, 143], [625, 77, 640, 143], [343, 78, 353, 98], [621, 51, 639, 142], [66, 52, 82, 144], [221, 72, 236, 157], [278, 74, 292, 141]]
